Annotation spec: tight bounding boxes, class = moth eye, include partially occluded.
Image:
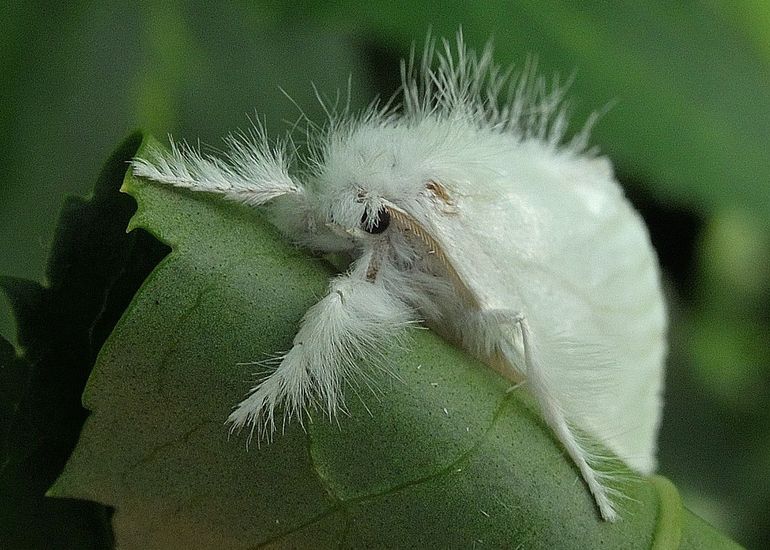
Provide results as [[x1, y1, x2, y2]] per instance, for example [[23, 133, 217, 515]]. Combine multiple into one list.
[[361, 207, 391, 234]]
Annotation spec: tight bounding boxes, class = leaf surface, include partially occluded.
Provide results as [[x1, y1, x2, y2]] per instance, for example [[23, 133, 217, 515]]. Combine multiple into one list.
[[50, 136, 740, 548], [0, 133, 168, 548]]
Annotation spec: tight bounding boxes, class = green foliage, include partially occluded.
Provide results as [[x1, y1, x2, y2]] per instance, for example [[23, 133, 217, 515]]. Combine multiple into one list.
[[2, 1, 769, 547], [0, 134, 168, 548], [41, 135, 737, 548]]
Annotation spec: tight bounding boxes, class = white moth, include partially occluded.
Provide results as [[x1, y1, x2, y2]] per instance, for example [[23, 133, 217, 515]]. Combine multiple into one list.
[[131, 36, 667, 522]]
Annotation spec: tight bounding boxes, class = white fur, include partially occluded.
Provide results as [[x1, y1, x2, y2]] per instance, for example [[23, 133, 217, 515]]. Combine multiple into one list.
[[131, 128, 299, 206], [227, 251, 415, 445], [130, 34, 667, 522]]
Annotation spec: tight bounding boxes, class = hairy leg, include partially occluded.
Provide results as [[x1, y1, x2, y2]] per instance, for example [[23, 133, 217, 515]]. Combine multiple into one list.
[[227, 261, 415, 445], [479, 310, 620, 521]]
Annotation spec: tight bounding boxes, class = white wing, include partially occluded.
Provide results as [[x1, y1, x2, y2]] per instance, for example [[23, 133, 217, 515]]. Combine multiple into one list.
[[405, 139, 666, 474]]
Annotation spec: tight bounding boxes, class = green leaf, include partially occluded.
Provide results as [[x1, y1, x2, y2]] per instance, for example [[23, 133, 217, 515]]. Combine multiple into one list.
[[50, 135, 740, 548], [0, 133, 168, 548]]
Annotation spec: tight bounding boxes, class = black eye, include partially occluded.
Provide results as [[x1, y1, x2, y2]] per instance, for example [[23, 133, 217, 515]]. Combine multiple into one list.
[[361, 207, 391, 234]]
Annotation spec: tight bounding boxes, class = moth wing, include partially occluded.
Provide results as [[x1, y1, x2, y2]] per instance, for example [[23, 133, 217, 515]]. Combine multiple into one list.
[[405, 151, 666, 473]]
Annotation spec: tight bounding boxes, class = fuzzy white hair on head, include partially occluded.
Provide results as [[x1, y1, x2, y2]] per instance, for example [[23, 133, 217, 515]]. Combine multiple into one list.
[[131, 32, 667, 524]]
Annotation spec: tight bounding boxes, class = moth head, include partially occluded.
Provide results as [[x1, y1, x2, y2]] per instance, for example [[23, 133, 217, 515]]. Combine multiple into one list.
[[315, 179, 455, 249], [317, 187, 392, 243], [357, 192, 392, 235], [311, 126, 456, 246]]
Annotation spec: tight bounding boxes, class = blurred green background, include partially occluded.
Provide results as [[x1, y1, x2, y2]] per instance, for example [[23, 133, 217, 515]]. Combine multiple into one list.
[[1, 1, 768, 547]]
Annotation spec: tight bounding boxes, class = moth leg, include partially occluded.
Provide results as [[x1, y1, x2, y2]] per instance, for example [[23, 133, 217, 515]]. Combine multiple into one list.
[[227, 262, 414, 446], [131, 131, 301, 206], [500, 313, 619, 522]]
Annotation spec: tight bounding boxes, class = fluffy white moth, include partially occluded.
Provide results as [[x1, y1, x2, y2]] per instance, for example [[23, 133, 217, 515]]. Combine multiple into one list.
[[131, 37, 667, 522]]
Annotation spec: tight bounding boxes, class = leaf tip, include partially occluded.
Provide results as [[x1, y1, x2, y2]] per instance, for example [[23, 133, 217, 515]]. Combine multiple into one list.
[[44, 477, 68, 499], [650, 475, 684, 549], [121, 133, 163, 234]]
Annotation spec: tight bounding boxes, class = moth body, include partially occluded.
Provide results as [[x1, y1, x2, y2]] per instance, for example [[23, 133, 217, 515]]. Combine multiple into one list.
[[131, 36, 667, 522]]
